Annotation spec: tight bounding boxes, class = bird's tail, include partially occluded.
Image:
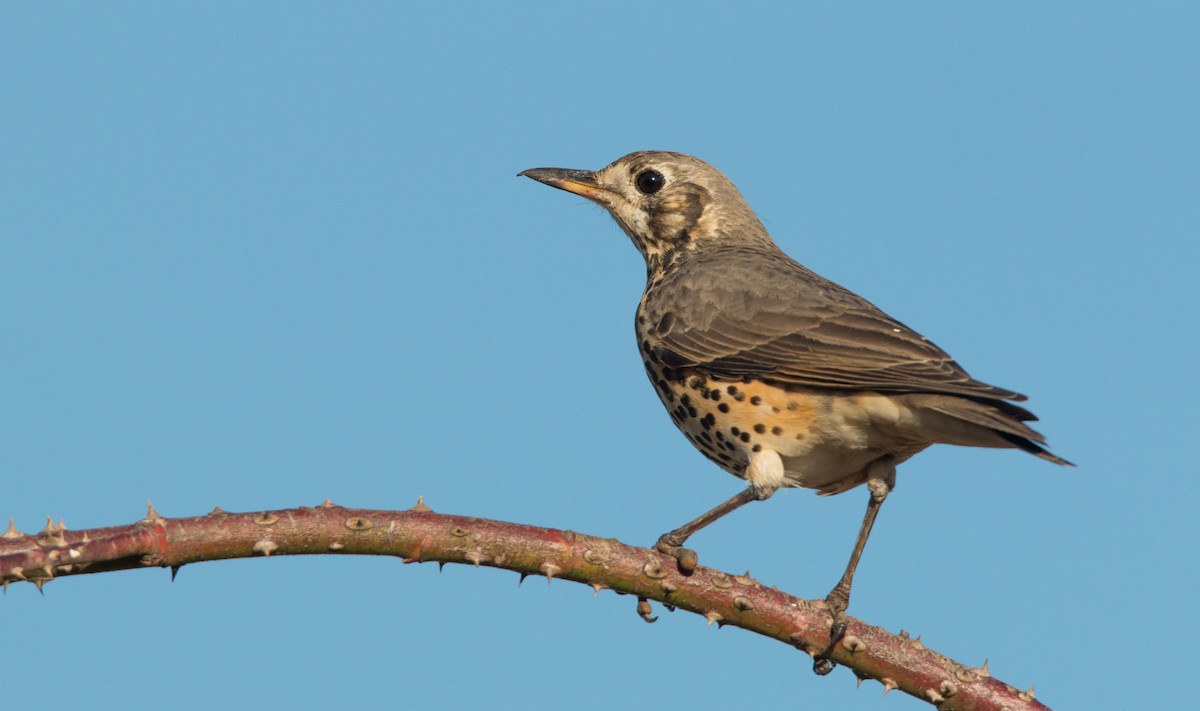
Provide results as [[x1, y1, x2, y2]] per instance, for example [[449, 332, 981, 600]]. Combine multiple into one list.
[[903, 394, 1073, 466]]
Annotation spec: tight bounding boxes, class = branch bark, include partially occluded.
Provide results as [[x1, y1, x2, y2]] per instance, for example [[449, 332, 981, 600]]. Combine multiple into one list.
[[1, 500, 1048, 711]]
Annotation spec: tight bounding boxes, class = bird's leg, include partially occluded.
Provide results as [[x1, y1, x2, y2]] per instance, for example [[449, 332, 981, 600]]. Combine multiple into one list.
[[814, 458, 896, 675], [654, 486, 773, 574]]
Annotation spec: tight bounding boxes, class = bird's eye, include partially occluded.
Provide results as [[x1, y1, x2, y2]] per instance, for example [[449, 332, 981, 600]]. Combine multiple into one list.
[[635, 169, 665, 195]]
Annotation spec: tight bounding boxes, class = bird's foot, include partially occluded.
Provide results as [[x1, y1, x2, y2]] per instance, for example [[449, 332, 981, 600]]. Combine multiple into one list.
[[813, 584, 850, 675], [654, 535, 699, 575]]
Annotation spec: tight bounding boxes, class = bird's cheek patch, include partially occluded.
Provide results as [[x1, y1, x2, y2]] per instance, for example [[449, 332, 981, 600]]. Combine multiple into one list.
[[648, 187, 707, 245]]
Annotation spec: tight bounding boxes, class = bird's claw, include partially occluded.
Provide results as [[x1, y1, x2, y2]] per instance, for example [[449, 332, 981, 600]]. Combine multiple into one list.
[[654, 538, 698, 574], [812, 587, 850, 674]]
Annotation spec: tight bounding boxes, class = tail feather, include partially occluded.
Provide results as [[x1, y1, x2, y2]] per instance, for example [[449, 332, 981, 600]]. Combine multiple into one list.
[[905, 394, 1073, 467], [995, 431, 1074, 466]]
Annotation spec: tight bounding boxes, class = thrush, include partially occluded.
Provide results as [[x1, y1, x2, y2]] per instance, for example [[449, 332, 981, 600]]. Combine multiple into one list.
[[520, 151, 1069, 667]]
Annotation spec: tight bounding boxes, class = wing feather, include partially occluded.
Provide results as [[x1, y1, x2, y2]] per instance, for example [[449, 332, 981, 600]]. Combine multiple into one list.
[[641, 247, 1027, 403]]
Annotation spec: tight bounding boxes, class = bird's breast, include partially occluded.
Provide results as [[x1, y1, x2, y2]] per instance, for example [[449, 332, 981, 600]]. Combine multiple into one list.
[[636, 332, 931, 494]]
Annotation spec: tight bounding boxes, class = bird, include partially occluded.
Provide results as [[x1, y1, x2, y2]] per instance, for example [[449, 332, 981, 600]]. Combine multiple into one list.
[[519, 151, 1069, 668]]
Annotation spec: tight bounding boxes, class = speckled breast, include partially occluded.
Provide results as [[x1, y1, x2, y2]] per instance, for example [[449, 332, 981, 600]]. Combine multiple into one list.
[[638, 350, 827, 479]]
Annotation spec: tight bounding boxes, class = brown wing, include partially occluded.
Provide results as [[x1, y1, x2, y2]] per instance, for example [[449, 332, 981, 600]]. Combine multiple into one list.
[[642, 246, 1030, 405]]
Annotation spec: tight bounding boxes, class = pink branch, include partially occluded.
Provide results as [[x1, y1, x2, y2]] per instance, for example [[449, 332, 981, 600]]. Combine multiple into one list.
[[1, 500, 1048, 711]]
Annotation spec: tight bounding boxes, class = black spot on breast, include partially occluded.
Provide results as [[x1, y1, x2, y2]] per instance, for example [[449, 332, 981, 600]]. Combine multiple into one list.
[[730, 427, 741, 436], [700, 413, 715, 430], [718, 403, 730, 413], [752, 444, 762, 453], [771, 426, 783, 436], [739, 432, 751, 443], [661, 366, 683, 383], [753, 424, 766, 434], [656, 312, 675, 335], [750, 396, 763, 406]]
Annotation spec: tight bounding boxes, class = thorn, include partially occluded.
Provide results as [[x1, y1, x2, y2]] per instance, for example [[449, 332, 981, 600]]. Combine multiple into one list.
[[1019, 684, 1036, 701], [144, 501, 165, 524], [2, 579, 8, 594], [518, 572, 528, 587], [2, 518, 22, 539], [436, 560, 445, 571], [34, 578, 47, 594], [253, 540, 279, 557], [881, 678, 898, 696], [319, 498, 336, 508], [539, 562, 561, 583], [591, 583, 605, 597], [704, 611, 723, 627], [36, 518, 67, 547], [898, 629, 909, 640], [58, 518, 67, 531], [911, 634, 925, 650], [938, 680, 959, 699], [841, 635, 866, 653], [924, 689, 945, 704], [978, 659, 991, 677], [344, 516, 372, 531], [410, 496, 431, 512], [170, 565, 182, 582], [208, 506, 227, 516], [464, 550, 484, 567]]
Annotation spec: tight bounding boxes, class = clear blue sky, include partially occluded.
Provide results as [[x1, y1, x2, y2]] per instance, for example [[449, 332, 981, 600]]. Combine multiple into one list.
[[3, 4, 1196, 709]]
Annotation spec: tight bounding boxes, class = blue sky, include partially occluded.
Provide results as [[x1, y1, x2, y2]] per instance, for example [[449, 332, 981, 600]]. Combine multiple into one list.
[[2, 3, 1197, 709]]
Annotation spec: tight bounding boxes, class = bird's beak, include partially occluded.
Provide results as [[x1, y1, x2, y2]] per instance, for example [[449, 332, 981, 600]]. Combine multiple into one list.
[[518, 167, 614, 205]]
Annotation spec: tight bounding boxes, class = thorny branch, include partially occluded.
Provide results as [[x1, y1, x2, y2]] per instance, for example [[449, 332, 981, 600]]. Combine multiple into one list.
[[1, 500, 1048, 711]]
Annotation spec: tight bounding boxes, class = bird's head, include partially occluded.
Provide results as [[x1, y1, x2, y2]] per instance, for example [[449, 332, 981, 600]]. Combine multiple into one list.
[[520, 151, 771, 273]]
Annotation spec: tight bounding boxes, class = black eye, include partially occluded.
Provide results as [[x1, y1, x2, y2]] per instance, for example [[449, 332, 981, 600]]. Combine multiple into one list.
[[635, 169, 665, 195]]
